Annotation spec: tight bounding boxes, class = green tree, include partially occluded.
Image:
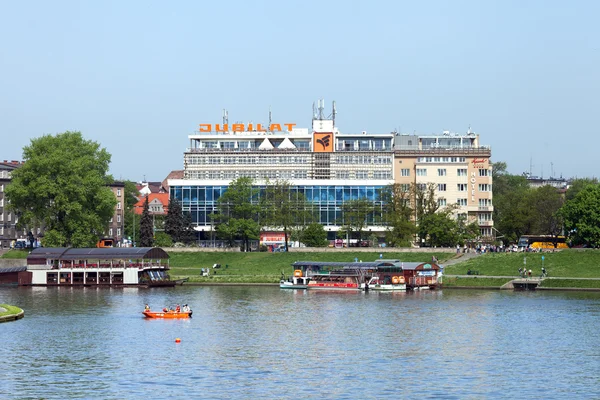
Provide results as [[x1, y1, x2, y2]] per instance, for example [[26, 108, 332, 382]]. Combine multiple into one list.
[[380, 184, 415, 247], [560, 185, 600, 247], [492, 167, 532, 244], [164, 197, 185, 242], [139, 196, 154, 247], [5, 131, 116, 247], [153, 231, 173, 247], [215, 177, 260, 252], [301, 222, 328, 247], [417, 206, 461, 247], [527, 185, 564, 244], [340, 198, 374, 245], [123, 180, 140, 243], [565, 178, 598, 202], [262, 179, 312, 251]]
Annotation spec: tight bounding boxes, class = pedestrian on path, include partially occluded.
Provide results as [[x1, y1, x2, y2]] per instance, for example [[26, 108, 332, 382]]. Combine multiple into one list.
[[528, 269, 532, 278]]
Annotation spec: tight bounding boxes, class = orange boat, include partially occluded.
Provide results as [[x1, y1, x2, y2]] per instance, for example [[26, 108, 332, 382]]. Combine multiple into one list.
[[142, 310, 192, 319]]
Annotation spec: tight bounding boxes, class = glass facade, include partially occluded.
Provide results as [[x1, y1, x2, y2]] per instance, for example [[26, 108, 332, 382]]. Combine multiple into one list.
[[170, 184, 387, 227]]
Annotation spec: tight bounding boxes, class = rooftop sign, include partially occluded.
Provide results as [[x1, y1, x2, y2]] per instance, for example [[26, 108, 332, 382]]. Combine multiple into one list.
[[199, 123, 297, 133]]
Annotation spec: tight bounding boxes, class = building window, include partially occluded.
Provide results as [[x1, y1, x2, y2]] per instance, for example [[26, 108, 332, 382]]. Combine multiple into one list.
[[479, 199, 492, 207], [479, 169, 490, 177], [478, 184, 492, 192], [457, 184, 467, 192], [109, 217, 113, 223], [437, 168, 447, 176], [401, 168, 410, 177], [438, 184, 446, 191], [416, 168, 427, 176], [117, 228, 121, 237], [117, 215, 121, 223], [478, 212, 492, 222], [0, 184, 3, 192], [109, 228, 113, 236], [457, 198, 468, 206], [117, 202, 121, 210], [457, 169, 467, 177], [7, 213, 11, 221], [117, 189, 121, 196], [401, 184, 411, 192], [437, 198, 447, 206]]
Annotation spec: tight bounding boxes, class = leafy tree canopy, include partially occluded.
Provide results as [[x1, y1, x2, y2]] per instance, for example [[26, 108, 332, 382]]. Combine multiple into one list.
[[301, 222, 329, 247], [560, 184, 600, 247], [6, 131, 116, 247]]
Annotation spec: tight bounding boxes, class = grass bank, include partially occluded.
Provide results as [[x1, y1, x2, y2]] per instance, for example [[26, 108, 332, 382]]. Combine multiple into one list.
[[444, 250, 600, 278], [169, 251, 454, 283], [442, 276, 512, 288], [538, 279, 600, 289], [0, 250, 29, 259], [0, 304, 24, 317]]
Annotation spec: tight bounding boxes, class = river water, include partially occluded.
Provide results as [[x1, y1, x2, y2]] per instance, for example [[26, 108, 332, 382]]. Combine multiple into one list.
[[1, 286, 600, 399]]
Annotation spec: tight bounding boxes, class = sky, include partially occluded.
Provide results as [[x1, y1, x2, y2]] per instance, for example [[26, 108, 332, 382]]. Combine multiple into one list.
[[1, 0, 599, 182]]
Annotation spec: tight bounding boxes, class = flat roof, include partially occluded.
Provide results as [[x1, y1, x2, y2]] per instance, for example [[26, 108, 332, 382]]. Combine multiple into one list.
[[27, 247, 169, 261]]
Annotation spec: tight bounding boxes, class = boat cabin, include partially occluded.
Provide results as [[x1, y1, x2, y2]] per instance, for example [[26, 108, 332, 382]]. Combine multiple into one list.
[[400, 262, 441, 290]]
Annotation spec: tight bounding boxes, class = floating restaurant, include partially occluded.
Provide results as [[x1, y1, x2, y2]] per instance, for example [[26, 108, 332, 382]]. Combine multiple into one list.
[[292, 259, 441, 291], [8, 247, 176, 287]]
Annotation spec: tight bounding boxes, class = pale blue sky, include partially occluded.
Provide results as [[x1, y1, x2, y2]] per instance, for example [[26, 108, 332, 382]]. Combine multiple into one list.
[[1, 0, 598, 181]]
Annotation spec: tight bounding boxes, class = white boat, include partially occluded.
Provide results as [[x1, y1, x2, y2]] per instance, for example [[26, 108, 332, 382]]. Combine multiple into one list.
[[279, 269, 310, 289], [366, 275, 406, 291]]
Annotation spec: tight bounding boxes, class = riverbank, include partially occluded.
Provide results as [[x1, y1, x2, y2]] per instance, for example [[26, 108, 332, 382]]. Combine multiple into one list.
[[0, 304, 24, 323]]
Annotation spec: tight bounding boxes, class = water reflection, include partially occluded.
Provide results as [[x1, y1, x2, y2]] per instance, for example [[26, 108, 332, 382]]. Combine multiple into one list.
[[1, 287, 600, 399]]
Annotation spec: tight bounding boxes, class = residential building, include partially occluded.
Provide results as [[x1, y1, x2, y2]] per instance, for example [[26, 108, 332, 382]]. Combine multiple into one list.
[[394, 129, 494, 239], [107, 181, 126, 245], [0, 160, 23, 248]]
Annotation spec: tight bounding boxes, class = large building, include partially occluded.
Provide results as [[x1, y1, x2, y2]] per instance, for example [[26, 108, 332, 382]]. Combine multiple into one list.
[[169, 104, 494, 244], [169, 103, 395, 242], [394, 130, 493, 238], [106, 181, 126, 245], [0, 161, 23, 248]]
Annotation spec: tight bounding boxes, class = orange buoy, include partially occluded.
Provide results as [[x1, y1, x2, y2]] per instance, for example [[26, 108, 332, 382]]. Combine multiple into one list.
[[175, 338, 181, 343]]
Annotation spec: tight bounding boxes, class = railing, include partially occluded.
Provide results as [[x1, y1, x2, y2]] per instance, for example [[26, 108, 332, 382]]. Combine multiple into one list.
[[394, 147, 491, 156], [478, 221, 494, 226], [409, 277, 438, 286]]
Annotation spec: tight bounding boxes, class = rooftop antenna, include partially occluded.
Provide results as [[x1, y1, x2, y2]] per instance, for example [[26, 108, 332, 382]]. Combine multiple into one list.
[[332, 100, 337, 127], [222, 109, 228, 126], [317, 98, 325, 120], [268, 106, 272, 132]]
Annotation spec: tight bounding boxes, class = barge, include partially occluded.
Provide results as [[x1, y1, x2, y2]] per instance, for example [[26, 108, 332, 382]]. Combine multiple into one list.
[[18, 247, 176, 287]]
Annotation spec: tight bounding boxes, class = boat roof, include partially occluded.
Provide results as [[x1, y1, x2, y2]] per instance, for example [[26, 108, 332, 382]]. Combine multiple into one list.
[[292, 261, 400, 269], [0, 266, 28, 273], [292, 260, 439, 270], [27, 247, 169, 261]]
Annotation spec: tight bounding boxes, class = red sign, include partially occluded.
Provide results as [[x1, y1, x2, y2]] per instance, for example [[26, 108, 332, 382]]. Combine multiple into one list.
[[471, 158, 487, 169]]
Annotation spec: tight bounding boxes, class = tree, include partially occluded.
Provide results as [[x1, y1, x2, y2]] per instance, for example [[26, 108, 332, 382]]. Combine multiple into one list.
[[262, 179, 312, 251], [153, 232, 173, 247], [5, 131, 116, 247], [215, 177, 260, 252], [380, 184, 415, 247], [340, 198, 374, 245], [566, 178, 598, 202], [164, 197, 184, 242], [492, 169, 532, 244], [123, 180, 140, 244], [301, 222, 328, 247], [417, 206, 462, 247], [560, 185, 600, 247], [139, 196, 154, 247], [527, 185, 564, 244]]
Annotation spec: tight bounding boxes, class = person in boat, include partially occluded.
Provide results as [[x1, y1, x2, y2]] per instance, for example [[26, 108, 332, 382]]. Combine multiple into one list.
[[176, 304, 181, 312], [163, 307, 168, 312], [144, 304, 150, 311], [182, 304, 190, 313]]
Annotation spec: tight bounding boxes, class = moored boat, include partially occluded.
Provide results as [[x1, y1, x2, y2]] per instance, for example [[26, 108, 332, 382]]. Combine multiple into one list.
[[280, 269, 310, 289], [367, 275, 407, 291]]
